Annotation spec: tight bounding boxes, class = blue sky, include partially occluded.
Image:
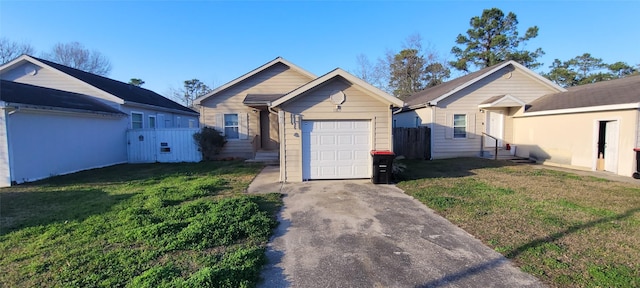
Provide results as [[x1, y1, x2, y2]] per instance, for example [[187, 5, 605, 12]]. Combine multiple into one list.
[[1, 1, 639, 97]]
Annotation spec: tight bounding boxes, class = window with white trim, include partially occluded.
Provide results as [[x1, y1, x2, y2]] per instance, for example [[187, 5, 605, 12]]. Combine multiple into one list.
[[224, 114, 239, 139], [453, 114, 467, 138], [131, 112, 143, 129], [148, 115, 156, 129]]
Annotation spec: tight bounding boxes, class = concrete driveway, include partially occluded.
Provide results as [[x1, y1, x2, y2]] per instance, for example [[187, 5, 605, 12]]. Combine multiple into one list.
[[251, 170, 544, 287]]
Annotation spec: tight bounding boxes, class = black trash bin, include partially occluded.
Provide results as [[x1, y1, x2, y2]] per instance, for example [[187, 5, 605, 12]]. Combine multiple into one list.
[[371, 150, 395, 184], [634, 148, 640, 179]]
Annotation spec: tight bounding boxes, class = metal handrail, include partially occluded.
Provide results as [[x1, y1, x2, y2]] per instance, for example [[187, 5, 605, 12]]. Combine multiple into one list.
[[481, 132, 498, 160]]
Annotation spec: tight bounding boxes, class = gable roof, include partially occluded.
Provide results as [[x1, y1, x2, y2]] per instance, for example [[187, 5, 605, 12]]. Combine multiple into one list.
[[526, 75, 640, 113], [404, 60, 565, 109], [271, 68, 404, 108], [1, 80, 125, 115], [193, 57, 316, 105], [1, 55, 197, 115], [478, 94, 527, 109]]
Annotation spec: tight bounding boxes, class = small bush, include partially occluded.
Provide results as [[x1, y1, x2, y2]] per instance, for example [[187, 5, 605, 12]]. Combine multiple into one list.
[[193, 127, 226, 161]]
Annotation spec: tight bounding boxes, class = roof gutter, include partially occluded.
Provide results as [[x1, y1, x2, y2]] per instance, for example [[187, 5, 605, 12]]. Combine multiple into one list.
[[517, 103, 640, 117], [1, 102, 126, 117], [123, 101, 199, 116]]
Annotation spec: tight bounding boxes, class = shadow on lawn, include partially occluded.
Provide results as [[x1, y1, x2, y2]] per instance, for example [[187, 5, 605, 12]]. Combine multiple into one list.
[[504, 206, 640, 259], [0, 188, 133, 235], [397, 157, 518, 181]]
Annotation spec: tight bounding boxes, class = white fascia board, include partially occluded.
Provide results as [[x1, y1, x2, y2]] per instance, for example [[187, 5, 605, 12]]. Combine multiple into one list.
[[6, 103, 127, 118], [123, 101, 199, 116], [518, 103, 640, 117], [271, 68, 404, 108], [430, 61, 566, 105], [478, 94, 527, 108], [193, 57, 316, 105]]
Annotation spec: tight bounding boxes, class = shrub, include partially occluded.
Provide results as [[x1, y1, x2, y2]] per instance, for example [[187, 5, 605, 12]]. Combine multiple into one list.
[[193, 127, 226, 161]]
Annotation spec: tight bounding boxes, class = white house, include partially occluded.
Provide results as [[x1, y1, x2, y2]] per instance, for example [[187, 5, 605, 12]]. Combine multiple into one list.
[[0, 55, 199, 186]]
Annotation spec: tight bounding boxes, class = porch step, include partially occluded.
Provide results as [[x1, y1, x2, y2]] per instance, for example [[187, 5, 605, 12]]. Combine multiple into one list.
[[245, 150, 279, 165], [481, 148, 535, 163]]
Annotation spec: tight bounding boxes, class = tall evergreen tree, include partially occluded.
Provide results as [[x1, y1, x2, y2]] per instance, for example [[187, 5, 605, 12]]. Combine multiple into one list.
[[543, 53, 638, 87], [450, 8, 544, 72]]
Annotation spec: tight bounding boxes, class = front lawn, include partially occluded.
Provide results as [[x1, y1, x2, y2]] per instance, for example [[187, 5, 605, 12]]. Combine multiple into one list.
[[397, 158, 640, 287], [0, 161, 281, 287]]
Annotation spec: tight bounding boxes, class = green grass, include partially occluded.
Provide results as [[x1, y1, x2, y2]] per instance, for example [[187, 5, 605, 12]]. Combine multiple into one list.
[[397, 158, 640, 288], [0, 161, 281, 288]]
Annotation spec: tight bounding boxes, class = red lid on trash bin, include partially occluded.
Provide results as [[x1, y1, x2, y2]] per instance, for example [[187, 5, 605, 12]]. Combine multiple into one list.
[[370, 150, 395, 155], [634, 148, 640, 152]]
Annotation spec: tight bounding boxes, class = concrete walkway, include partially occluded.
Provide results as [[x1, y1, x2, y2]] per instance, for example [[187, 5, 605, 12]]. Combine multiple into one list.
[[248, 168, 544, 287], [246, 166, 283, 194]]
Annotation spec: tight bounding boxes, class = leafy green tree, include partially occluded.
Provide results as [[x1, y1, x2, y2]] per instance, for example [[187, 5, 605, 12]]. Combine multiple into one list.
[[389, 49, 427, 99], [451, 8, 544, 72], [128, 78, 145, 87], [175, 79, 212, 107], [424, 62, 450, 88], [543, 53, 637, 87]]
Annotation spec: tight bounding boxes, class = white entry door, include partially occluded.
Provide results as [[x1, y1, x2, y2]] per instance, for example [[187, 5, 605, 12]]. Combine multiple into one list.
[[302, 120, 371, 180], [604, 120, 619, 173], [485, 111, 504, 147]]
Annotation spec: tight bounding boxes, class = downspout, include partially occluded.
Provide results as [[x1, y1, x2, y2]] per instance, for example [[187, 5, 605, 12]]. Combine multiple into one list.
[[278, 110, 285, 182], [429, 103, 435, 160]]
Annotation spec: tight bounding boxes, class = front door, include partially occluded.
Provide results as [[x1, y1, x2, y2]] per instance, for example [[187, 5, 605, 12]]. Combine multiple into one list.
[[485, 111, 504, 147], [604, 120, 619, 173], [259, 110, 278, 150]]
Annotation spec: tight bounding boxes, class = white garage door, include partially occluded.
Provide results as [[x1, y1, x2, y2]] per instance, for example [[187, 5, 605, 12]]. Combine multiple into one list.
[[302, 120, 371, 180]]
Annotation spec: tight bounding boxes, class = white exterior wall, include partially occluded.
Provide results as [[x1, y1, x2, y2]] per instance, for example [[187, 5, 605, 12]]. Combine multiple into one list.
[[394, 107, 432, 128], [127, 129, 202, 163], [513, 109, 638, 177], [121, 105, 198, 129], [7, 109, 128, 184], [431, 67, 559, 159], [0, 109, 10, 187], [2, 62, 198, 129]]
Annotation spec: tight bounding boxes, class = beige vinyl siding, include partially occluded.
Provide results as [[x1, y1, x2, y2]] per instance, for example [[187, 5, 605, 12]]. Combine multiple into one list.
[[514, 109, 637, 177], [432, 66, 559, 159], [0, 62, 122, 103], [280, 78, 392, 182], [394, 107, 432, 128], [198, 63, 314, 159]]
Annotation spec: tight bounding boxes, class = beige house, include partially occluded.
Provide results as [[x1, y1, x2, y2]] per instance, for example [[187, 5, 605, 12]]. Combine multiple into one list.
[[513, 75, 640, 177], [394, 60, 565, 159], [195, 58, 403, 182]]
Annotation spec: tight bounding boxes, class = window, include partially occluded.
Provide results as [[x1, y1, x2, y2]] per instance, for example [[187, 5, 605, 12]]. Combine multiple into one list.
[[224, 114, 239, 139], [453, 114, 466, 138], [189, 119, 195, 128], [148, 115, 156, 129], [415, 116, 420, 127], [131, 112, 143, 129]]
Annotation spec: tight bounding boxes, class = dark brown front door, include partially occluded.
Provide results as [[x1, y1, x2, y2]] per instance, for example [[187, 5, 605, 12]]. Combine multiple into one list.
[[260, 110, 278, 150]]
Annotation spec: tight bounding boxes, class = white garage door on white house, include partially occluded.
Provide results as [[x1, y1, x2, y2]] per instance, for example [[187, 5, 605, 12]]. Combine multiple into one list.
[[302, 120, 371, 180]]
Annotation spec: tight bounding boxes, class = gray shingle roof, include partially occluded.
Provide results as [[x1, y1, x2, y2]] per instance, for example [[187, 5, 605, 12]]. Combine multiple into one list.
[[404, 64, 501, 107], [527, 75, 640, 112], [243, 94, 284, 104], [31, 56, 197, 115], [1, 80, 125, 114]]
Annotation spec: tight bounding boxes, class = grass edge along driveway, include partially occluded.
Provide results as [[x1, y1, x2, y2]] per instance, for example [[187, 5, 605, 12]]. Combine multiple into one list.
[[396, 158, 640, 288], [0, 161, 282, 288]]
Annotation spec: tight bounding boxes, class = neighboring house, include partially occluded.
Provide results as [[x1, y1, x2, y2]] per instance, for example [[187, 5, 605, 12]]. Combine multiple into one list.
[[195, 57, 403, 182], [394, 60, 565, 159], [0, 55, 199, 130], [513, 75, 640, 177], [0, 55, 199, 186], [0, 80, 128, 187]]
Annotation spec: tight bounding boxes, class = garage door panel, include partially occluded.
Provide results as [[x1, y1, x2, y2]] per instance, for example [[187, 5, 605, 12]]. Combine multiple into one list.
[[302, 120, 371, 180]]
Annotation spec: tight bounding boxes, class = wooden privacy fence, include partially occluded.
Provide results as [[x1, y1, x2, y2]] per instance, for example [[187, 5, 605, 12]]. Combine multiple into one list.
[[127, 128, 202, 163], [393, 127, 431, 160]]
